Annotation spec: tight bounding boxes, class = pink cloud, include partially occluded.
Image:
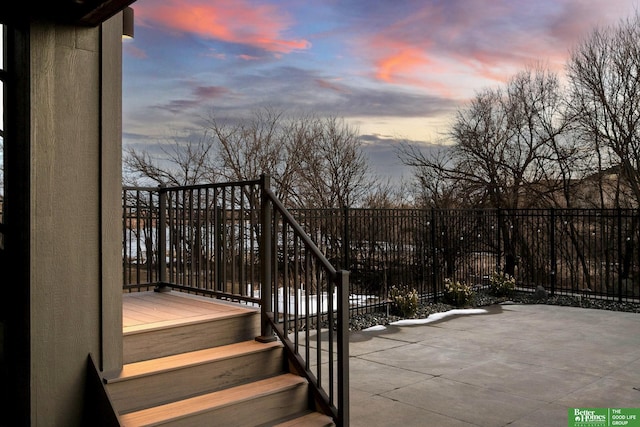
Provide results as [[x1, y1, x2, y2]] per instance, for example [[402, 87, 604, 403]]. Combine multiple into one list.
[[375, 47, 430, 82], [136, 0, 311, 54], [351, 0, 639, 95]]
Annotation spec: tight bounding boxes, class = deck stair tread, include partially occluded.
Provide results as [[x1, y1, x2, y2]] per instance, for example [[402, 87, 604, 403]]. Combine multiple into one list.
[[123, 291, 257, 328], [106, 340, 283, 382], [271, 411, 336, 426], [116, 291, 334, 426], [118, 373, 307, 426], [122, 291, 261, 364]]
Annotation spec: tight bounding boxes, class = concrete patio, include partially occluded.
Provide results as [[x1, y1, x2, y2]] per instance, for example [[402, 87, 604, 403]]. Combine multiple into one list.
[[348, 303, 640, 426]]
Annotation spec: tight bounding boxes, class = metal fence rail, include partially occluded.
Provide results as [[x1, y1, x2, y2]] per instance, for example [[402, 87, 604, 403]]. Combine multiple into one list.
[[123, 181, 263, 303], [160, 181, 263, 303], [290, 207, 640, 307], [125, 199, 640, 312], [123, 186, 161, 290]]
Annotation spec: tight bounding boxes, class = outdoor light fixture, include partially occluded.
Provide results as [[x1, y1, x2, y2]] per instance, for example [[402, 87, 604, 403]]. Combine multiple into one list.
[[122, 7, 134, 39]]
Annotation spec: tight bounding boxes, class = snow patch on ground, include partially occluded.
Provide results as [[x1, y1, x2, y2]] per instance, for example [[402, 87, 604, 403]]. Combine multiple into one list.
[[362, 308, 489, 331], [361, 325, 388, 331]]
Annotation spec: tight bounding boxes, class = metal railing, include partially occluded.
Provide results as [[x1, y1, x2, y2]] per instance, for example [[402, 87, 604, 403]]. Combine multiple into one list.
[[123, 180, 263, 302], [289, 207, 640, 310], [122, 176, 350, 426], [258, 176, 349, 424]]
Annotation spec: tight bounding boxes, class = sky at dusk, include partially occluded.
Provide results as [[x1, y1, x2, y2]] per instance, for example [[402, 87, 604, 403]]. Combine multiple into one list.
[[122, 0, 640, 183]]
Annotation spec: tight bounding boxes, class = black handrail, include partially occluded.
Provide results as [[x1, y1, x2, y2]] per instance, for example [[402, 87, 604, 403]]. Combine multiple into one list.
[[122, 177, 350, 426], [260, 176, 349, 425]]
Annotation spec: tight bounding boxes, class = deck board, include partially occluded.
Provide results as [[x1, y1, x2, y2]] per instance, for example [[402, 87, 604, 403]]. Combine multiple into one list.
[[109, 340, 283, 381], [118, 374, 306, 426], [122, 290, 258, 330]]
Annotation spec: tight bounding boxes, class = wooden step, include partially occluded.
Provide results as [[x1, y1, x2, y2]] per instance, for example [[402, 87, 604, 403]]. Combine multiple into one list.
[[123, 295, 260, 363], [106, 340, 285, 413], [118, 373, 310, 427], [271, 411, 336, 426]]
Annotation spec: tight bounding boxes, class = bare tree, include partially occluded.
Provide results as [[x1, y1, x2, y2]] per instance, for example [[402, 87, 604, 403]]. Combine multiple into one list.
[[566, 12, 640, 291], [205, 107, 311, 206], [396, 141, 468, 208], [361, 177, 414, 208], [206, 109, 374, 208], [567, 12, 640, 208], [275, 113, 322, 206], [296, 116, 371, 208], [123, 131, 218, 187], [125, 106, 377, 209], [207, 108, 285, 183], [398, 67, 572, 277], [399, 66, 570, 209]]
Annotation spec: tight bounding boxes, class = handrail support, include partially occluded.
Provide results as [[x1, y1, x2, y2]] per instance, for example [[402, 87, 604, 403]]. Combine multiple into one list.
[[256, 174, 276, 343]]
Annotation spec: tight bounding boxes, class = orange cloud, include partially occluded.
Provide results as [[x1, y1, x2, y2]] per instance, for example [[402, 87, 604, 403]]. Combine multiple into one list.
[[353, 1, 589, 96], [141, 0, 310, 54], [376, 48, 430, 82], [367, 31, 447, 90]]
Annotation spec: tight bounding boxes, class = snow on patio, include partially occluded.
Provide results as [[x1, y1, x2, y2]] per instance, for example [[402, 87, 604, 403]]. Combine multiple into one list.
[[362, 308, 489, 331]]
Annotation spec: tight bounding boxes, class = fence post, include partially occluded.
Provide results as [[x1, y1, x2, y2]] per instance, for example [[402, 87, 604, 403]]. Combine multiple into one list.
[[256, 174, 276, 343], [336, 269, 350, 427], [617, 208, 623, 302], [496, 208, 502, 272], [155, 184, 168, 292], [430, 208, 438, 301], [342, 205, 350, 271], [549, 208, 556, 296], [211, 205, 222, 293]]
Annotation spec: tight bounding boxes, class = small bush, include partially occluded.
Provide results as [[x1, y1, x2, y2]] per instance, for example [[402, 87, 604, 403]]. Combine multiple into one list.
[[388, 285, 419, 317], [442, 278, 474, 307], [489, 270, 516, 297]]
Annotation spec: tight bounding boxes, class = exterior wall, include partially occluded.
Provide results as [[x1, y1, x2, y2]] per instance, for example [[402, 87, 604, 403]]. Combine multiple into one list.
[[100, 14, 125, 380], [29, 16, 123, 425]]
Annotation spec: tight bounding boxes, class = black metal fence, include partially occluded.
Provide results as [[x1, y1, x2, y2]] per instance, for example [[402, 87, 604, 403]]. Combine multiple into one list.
[[124, 189, 640, 311], [123, 181, 263, 302], [290, 207, 640, 309]]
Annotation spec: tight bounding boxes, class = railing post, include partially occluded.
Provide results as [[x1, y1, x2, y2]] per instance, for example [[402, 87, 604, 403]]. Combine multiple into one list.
[[215, 205, 223, 293], [617, 208, 623, 302], [550, 208, 556, 296], [430, 208, 438, 301], [336, 269, 350, 427], [342, 205, 349, 271], [155, 183, 168, 292], [496, 208, 502, 272], [256, 174, 276, 343]]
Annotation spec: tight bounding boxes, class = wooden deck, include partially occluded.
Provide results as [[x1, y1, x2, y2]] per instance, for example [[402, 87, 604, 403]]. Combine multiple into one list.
[[122, 290, 259, 334], [116, 290, 336, 426]]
